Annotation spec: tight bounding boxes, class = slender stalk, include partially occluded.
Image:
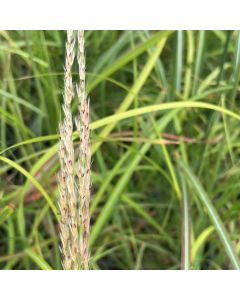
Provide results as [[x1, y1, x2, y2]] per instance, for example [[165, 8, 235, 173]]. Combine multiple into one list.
[[58, 30, 78, 270], [179, 171, 191, 270], [76, 30, 91, 270]]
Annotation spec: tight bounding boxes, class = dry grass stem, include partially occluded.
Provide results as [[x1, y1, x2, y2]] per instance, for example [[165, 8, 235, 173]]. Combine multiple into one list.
[[76, 30, 91, 270], [58, 30, 79, 270], [58, 30, 91, 270]]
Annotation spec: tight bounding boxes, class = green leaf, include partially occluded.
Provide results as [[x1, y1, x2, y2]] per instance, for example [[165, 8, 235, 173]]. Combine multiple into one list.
[[191, 226, 215, 263], [179, 160, 240, 270], [88, 31, 174, 91], [91, 101, 240, 130], [92, 36, 169, 153], [0, 89, 45, 116], [122, 194, 164, 234], [0, 205, 14, 225], [0, 156, 58, 220], [3, 100, 240, 156], [90, 109, 178, 246], [24, 248, 52, 270], [179, 171, 191, 270]]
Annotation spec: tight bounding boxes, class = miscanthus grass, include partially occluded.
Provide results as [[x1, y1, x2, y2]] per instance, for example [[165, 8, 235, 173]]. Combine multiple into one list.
[[2, 30, 240, 271], [58, 30, 76, 270], [75, 30, 91, 270], [58, 30, 91, 270]]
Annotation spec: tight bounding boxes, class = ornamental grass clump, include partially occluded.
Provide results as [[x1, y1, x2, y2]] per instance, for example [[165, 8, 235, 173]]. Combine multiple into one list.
[[58, 30, 91, 270]]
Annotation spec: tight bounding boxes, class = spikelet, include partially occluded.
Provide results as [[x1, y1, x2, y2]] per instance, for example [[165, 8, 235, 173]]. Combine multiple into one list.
[[58, 30, 78, 270], [58, 30, 91, 270], [76, 30, 91, 270]]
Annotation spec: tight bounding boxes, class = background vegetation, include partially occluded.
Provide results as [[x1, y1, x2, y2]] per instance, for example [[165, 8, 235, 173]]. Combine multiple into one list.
[[1, 30, 240, 270]]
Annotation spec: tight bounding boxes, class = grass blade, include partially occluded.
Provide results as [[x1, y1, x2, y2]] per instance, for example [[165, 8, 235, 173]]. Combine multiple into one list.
[[88, 31, 174, 91], [191, 226, 215, 264], [122, 194, 164, 234], [179, 160, 240, 270], [91, 101, 240, 130], [90, 110, 178, 246], [92, 37, 168, 153], [192, 31, 206, 95], [24, 248, 52, 270], [0, 89, 45, 116], [230, 31, 240, 106], [179, 171, 191, 270], [0, 156, 58, 219]]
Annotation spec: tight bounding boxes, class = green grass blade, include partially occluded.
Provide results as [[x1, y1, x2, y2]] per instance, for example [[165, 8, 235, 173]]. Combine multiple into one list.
[[90, 109, 178, 246], [184, 31, 194, 99], [0, 107, 34, 138], [230, 31, 240, 106], [179, 160, 240, 270], [179, 171, 191, 270], [91, 101, 240, 130], [191, 226, 215, 264], [192, 31, 206, 95], [92, 31, 131, 75], [175, 30, 183, 93], [122, 194, 164, 234], [92, 37, 168, 153], [3, 100, 240, 159], [217, 31, 232, 85], [0, 89, 45, 116], [24, 248, 52, 270], [91, 151, 131, 213], [88, 31, 174, 91], [0, 156, 58, 219], [0, 205, 14, 225]]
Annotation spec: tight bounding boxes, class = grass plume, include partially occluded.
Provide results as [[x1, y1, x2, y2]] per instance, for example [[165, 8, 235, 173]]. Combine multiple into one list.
[[58, 30, 78, 270], [76, 30, 91, 270], [58, 30, 91, 270]]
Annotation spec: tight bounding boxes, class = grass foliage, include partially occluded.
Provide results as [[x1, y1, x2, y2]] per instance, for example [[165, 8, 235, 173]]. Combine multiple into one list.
[[1, 30, 240, 269]]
